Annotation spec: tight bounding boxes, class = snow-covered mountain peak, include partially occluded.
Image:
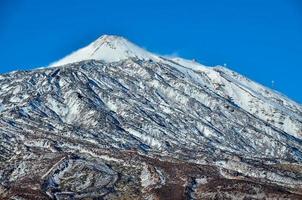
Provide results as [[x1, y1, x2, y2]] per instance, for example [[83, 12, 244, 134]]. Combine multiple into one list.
[[49, 34, 210, 70], [50, 34, 158, 66], [2, 34, 302, 199]]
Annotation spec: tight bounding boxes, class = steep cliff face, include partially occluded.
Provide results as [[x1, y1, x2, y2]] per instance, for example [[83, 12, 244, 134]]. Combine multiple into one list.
[[1, 35, 302, 199]]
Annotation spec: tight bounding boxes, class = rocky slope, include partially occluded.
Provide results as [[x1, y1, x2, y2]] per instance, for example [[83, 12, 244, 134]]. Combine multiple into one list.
[[1, 35, 302, 199]]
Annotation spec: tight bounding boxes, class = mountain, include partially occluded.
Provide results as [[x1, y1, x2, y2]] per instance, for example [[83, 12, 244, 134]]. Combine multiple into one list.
[[1, 35, 302, 199]]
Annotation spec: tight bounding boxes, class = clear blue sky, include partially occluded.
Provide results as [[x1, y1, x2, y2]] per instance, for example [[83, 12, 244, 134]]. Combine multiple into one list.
[[0, 0, 301, 103]]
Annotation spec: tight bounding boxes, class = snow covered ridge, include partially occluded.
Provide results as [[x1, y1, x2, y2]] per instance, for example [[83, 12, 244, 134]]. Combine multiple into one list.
[[50, 35, 161, 66], [1, 34, 302, 199], [50, 34, 302, 137], [50, 34, 209, 71]]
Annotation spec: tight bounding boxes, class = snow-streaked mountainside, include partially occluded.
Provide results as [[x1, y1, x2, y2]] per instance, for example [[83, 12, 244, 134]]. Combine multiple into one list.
[[1, 35, 302, 199]]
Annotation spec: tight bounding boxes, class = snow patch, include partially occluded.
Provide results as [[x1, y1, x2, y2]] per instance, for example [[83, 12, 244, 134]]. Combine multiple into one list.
[[140, 163, 156, 188], [196, 177, 208, 184], [0, 103, 4, 112], [126, 128, 162, 148]]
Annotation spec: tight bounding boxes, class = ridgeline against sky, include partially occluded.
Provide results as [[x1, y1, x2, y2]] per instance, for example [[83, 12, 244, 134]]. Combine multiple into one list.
[[0, 0, 301, 102]]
